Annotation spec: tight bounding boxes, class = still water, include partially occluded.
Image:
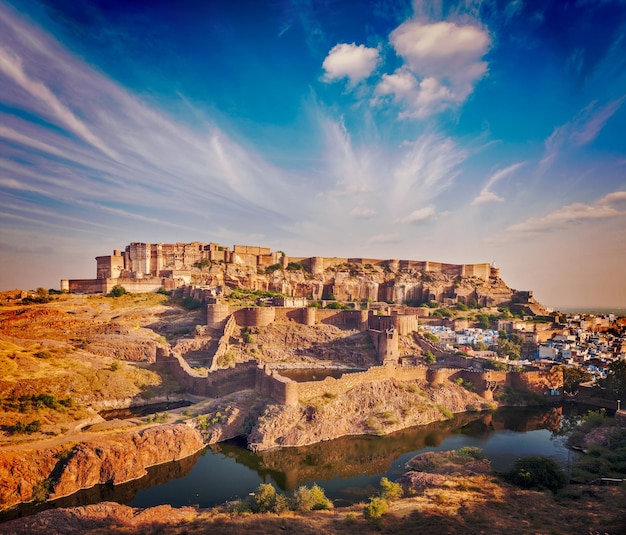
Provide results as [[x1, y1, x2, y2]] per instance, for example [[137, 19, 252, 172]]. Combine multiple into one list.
[[128, 406, 572, 509], [2, 405, 577, 521]]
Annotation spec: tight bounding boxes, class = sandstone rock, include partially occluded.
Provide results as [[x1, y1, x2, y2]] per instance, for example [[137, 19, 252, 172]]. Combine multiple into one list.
[[0, 423, 204, 511]]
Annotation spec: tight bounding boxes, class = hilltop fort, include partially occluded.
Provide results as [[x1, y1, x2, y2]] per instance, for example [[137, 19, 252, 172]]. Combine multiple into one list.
[[62, 241, 545, 314]]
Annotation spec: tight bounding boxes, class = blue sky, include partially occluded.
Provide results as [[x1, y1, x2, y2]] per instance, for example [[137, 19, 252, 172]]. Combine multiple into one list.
[[0, 0, 625, 309]]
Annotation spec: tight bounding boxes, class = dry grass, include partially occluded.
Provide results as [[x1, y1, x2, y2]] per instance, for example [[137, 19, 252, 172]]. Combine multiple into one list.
[[4, 478, 625, 534], [0, 295, 187, 442]]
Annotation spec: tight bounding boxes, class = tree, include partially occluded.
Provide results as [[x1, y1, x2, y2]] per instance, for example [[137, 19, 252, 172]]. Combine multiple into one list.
[[425, 350, 436, 364], [476, 314, 491, 330], [497, 337, 521, 360], [599, 360, 626, 400], [562, 366, 591, 394]]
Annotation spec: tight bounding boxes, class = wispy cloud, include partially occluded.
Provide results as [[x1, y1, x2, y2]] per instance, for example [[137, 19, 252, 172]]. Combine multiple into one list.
[[0, 3, 312, 241], [505, 190, 626, 235], [391, 134, 467, 208], [368, 233, 402, 244], [540, 97, 625, 172], [399, 205, 436, 224], [472, 161, 525, 206]]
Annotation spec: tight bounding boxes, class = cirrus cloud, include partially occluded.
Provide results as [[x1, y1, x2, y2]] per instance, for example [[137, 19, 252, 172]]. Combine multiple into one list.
[[505, 190, 626, 234]]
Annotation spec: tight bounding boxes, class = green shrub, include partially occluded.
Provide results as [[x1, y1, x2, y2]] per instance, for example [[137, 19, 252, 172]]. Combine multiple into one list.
[[181, 296, 203, 310], [265, 263, 282, 274], [505, 456, 567, 493], [363, 496, 388, 525], [423, 332, 439, 343], [379, 477, 403, 501], [292, 484, 332, 511], [12, 419, 41, 434], [106, 285, 127, 298], [253, 483, 277, 513]]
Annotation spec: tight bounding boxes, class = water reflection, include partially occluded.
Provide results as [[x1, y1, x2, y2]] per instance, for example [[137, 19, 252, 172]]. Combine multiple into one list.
[[1, 405, 570, 522]]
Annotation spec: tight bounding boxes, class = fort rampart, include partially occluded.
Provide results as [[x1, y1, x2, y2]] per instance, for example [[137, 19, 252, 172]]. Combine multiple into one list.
[[160, 341, 560, 407]]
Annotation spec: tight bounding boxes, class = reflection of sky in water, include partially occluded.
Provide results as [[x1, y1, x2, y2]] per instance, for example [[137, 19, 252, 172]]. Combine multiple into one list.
[[130, 411, 571, 509], [131, 452, 264, 508]]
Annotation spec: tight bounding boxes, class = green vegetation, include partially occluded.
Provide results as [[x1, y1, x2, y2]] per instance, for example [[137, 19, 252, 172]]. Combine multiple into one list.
[[561, 366, 592, 393], [325, 301, 350, 309], [496, 336, 521, 360], [424, 350, 436, 364], [22, 288, 53, 304], [363, 496, 389, 526], [483, 359, 508, 371], [146, 412, 169, 423], [503, 456, 567, 493], [286, 261, 307, 271], [180, 296, 204, 310], [216, 350, 236, 368], [436, 405, 453, 419], [596, 359, 626, 400], [422, 331, 439, 343], [227, 288, 285, 303], [106, 285, 127, 298], [11, 419, 42, 434], [2, 393, 73, 413], [363, 477, 404, 528], [476, 313, 492, 330], [192, 258, 211, 268], [379, 477, 403, 501], [454, 377, 474, 391], [230, 483, 332, 515], [265, 263, 282, 274], [241, 327, 256, 344]]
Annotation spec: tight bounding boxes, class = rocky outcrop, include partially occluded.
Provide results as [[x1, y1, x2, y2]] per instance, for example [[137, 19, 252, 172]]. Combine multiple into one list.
[[0, 423, 204, 511], [195, 261, 523, 307], [248, 378, 490, 451]]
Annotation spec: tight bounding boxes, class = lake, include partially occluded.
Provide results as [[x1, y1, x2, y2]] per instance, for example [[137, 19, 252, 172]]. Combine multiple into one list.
[[1, 404, 581, 522]]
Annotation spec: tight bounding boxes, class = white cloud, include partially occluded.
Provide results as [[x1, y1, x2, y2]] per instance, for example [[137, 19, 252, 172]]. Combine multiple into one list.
[[322, 43, 379, 85], [399, 205, 436, 223], [350, 206, 376, 219], [506, 190, 626, 234], [472, 190, 504, 205], [375, 18, 491, 118], [471, 161, 525, 206]]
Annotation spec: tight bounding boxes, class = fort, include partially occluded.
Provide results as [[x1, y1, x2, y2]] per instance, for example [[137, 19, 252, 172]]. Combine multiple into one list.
[[61, 241, 548, 311], [63, 241, 557, 425], [62, 241, 500, 293]]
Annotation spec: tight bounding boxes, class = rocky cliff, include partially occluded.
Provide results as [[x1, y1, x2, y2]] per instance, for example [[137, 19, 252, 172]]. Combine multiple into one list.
[[192, 261, 527, 308], [0, 423, 204, 511]]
